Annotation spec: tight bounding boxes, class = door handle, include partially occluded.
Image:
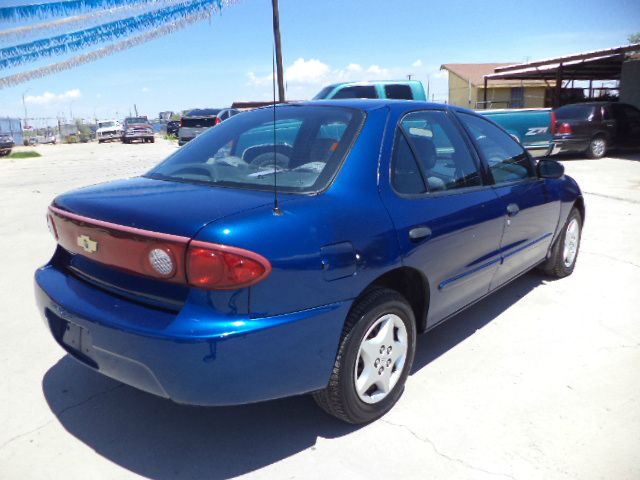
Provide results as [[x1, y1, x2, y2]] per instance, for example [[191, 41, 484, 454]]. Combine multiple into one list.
[[409, 226, 432, 242], [506, 203, 520, 216]]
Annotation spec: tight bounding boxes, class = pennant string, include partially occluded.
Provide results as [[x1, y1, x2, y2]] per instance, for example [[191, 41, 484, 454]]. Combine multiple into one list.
[[0, 2, 230, 89], [0, 0, 190, 43], [0, 0, 216, 67], [0, 0, 178, 22]]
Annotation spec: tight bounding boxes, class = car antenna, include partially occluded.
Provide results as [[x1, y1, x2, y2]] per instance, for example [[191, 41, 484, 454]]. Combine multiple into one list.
[[271, 43, 283, 216]]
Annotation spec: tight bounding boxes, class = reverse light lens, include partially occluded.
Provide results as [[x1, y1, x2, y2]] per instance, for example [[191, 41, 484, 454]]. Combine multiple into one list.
[[187, 244, 271, 290], [148, 248, 175, 277]]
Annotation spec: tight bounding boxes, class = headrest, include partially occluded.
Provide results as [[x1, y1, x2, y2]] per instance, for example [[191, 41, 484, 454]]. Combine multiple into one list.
[[410, 136, 437, 170]]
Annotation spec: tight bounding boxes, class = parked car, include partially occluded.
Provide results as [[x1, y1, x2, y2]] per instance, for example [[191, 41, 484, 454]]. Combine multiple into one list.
[[178, 108, 239, 146], [552, 102, 640, 158], [0, 134, 14, 156], [121, 116, 154, 144], [36, 100, 584, 424], [479, 108, 555, 158], [313, 80, 426, 101], [96, 120, 123, 143], [166, 120, 180, 137]]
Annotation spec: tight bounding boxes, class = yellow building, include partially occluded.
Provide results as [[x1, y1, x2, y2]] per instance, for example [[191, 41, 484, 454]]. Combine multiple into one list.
[[441, 63, 552, 109]]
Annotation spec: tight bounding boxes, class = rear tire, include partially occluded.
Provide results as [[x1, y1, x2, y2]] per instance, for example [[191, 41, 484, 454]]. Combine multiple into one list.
[[586, 135, 607, 159], [313, 288, 417, 424], [540, 207, 582, 278]]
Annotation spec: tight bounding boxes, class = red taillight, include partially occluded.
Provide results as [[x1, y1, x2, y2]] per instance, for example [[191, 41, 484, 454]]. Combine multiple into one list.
[[558, 122, 573, 134], [214, 117, 221, 126], [179, 118, 183, 128], [550, 111, 557, 134], [187, 241, 271, 290], [48, 206, 271, 290]]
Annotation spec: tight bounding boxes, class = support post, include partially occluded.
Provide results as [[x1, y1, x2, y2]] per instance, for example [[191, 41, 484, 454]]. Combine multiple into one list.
[[272, 0, 285, 102], [554, 63, 563, 108], [483, 76, 488, 109]]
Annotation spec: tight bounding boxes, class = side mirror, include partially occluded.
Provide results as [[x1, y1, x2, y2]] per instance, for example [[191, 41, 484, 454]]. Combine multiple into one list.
[[537, 159, 564, 179]]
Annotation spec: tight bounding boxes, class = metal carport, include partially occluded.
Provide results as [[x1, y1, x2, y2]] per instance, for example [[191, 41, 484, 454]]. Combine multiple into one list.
[[482, 44, 640, 108]]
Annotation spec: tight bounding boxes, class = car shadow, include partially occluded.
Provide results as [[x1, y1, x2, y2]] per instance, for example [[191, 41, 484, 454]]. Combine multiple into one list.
[[42, 271, 548, 479]]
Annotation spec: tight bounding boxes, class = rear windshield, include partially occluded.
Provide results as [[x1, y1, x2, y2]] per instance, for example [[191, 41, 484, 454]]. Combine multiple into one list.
[[126, 117, 147, 124], [147, 105, 365, 194], [555, 105, 596, 121], [181, 117, 217, 128]]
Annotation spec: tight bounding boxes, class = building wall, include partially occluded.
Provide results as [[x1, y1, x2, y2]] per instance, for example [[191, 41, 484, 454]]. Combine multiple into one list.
[[448, 72, 477, 108], [447, 71, 548, 108], [620, 60, 640, 110]]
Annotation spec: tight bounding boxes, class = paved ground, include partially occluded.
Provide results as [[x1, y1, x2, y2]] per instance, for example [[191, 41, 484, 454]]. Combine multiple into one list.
[[1, 140, 638, 480]]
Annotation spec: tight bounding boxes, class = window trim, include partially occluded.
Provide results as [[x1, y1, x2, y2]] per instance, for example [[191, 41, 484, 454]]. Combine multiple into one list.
[[453, 110, 537, 186], [389, 108, 490, 199]]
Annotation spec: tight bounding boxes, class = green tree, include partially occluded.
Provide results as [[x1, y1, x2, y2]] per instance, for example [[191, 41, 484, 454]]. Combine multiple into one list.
[[629, 32, 640, 44]]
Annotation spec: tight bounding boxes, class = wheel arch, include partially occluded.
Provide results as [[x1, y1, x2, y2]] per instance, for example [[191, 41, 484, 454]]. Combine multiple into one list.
[[355, 266, 430, 333]]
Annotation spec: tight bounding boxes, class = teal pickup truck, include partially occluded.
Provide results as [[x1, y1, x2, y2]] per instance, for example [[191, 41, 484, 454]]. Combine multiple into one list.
[[479, 108, 555, 158], [313, 81, 426, 101], [312, 82, 554, 158]]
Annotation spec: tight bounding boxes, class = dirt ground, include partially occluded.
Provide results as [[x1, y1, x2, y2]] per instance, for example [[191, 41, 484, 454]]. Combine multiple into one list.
[[1, 139, 639, 480]]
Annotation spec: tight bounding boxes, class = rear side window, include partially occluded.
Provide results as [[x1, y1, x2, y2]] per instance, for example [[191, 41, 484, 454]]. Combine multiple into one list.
[[555, 105, 596, 121], [392, 110, 482, 194], [332, 85, 378, 99], [457, 112, 533, 184], [384, 84, 413, 100]]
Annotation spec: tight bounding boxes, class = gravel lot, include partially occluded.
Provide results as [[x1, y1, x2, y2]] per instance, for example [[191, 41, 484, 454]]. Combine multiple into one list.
[[1, 139, 638, 480]]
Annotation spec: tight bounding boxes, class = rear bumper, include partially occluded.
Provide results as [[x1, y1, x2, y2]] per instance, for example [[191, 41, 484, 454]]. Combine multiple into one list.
[[552, 135, 590, 155], [34, 264, 348, 405]]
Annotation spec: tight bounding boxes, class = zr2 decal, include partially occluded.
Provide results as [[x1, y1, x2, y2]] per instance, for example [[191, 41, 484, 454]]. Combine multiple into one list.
[[525, 127, 549, 136]]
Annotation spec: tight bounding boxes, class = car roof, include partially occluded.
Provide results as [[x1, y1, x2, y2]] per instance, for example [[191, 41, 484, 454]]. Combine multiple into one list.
[[287, 99, 474, 115]]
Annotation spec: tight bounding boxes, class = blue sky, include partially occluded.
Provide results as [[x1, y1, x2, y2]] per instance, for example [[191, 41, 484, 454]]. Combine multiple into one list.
[[0, 0, 638, 125]]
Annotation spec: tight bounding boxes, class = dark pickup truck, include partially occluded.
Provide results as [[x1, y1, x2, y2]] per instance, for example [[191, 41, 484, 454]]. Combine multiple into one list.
[[0, 133, 15, 156]]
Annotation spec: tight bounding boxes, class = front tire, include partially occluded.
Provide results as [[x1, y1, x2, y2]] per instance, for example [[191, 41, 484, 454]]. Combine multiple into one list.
[[313, 288, 417, 424], [586, 135, 607, 159], [541, 207, 582, 278]]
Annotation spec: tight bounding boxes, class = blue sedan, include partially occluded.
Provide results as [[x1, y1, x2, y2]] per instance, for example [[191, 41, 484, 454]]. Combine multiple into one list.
[[35, 100, 584, 424]]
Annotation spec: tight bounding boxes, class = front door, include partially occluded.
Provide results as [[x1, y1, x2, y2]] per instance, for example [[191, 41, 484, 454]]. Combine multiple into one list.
[[380, 109, 506, 326], [455, 112, 561, 289]]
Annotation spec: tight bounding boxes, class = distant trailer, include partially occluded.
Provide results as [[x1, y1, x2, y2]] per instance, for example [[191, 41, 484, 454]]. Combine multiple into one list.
[[0, 118, 23, 145]]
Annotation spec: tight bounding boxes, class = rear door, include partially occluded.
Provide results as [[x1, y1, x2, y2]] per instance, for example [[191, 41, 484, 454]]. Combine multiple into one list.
[[380, 109, 506, 325], [456, 112, 561, 289]]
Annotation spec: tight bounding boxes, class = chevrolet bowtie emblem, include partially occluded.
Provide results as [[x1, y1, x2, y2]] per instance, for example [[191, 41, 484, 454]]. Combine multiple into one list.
[[77, 234, 98, 253]]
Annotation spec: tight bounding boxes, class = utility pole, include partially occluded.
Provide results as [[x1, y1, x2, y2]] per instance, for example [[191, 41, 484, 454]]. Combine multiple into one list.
[[272, 0, 285, 102]]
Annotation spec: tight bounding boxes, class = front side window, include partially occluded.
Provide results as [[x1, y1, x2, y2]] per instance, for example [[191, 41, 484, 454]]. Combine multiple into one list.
[[147, 105, 365, 193], [332, 85, 378, 99], [392, 110, 482, 194], [457, 112, 533, 184]]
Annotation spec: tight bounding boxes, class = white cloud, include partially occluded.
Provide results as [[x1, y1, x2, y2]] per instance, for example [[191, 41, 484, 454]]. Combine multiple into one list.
[[366, 65, 389, 77], [24, 89, 81, 105], [285, 58, 331, 85], [412, 59, 423, 67], [141, 86, 150, 93]]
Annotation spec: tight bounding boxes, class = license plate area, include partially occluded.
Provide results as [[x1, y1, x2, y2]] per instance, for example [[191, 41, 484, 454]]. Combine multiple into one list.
[[46, 309, 98, 368]]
